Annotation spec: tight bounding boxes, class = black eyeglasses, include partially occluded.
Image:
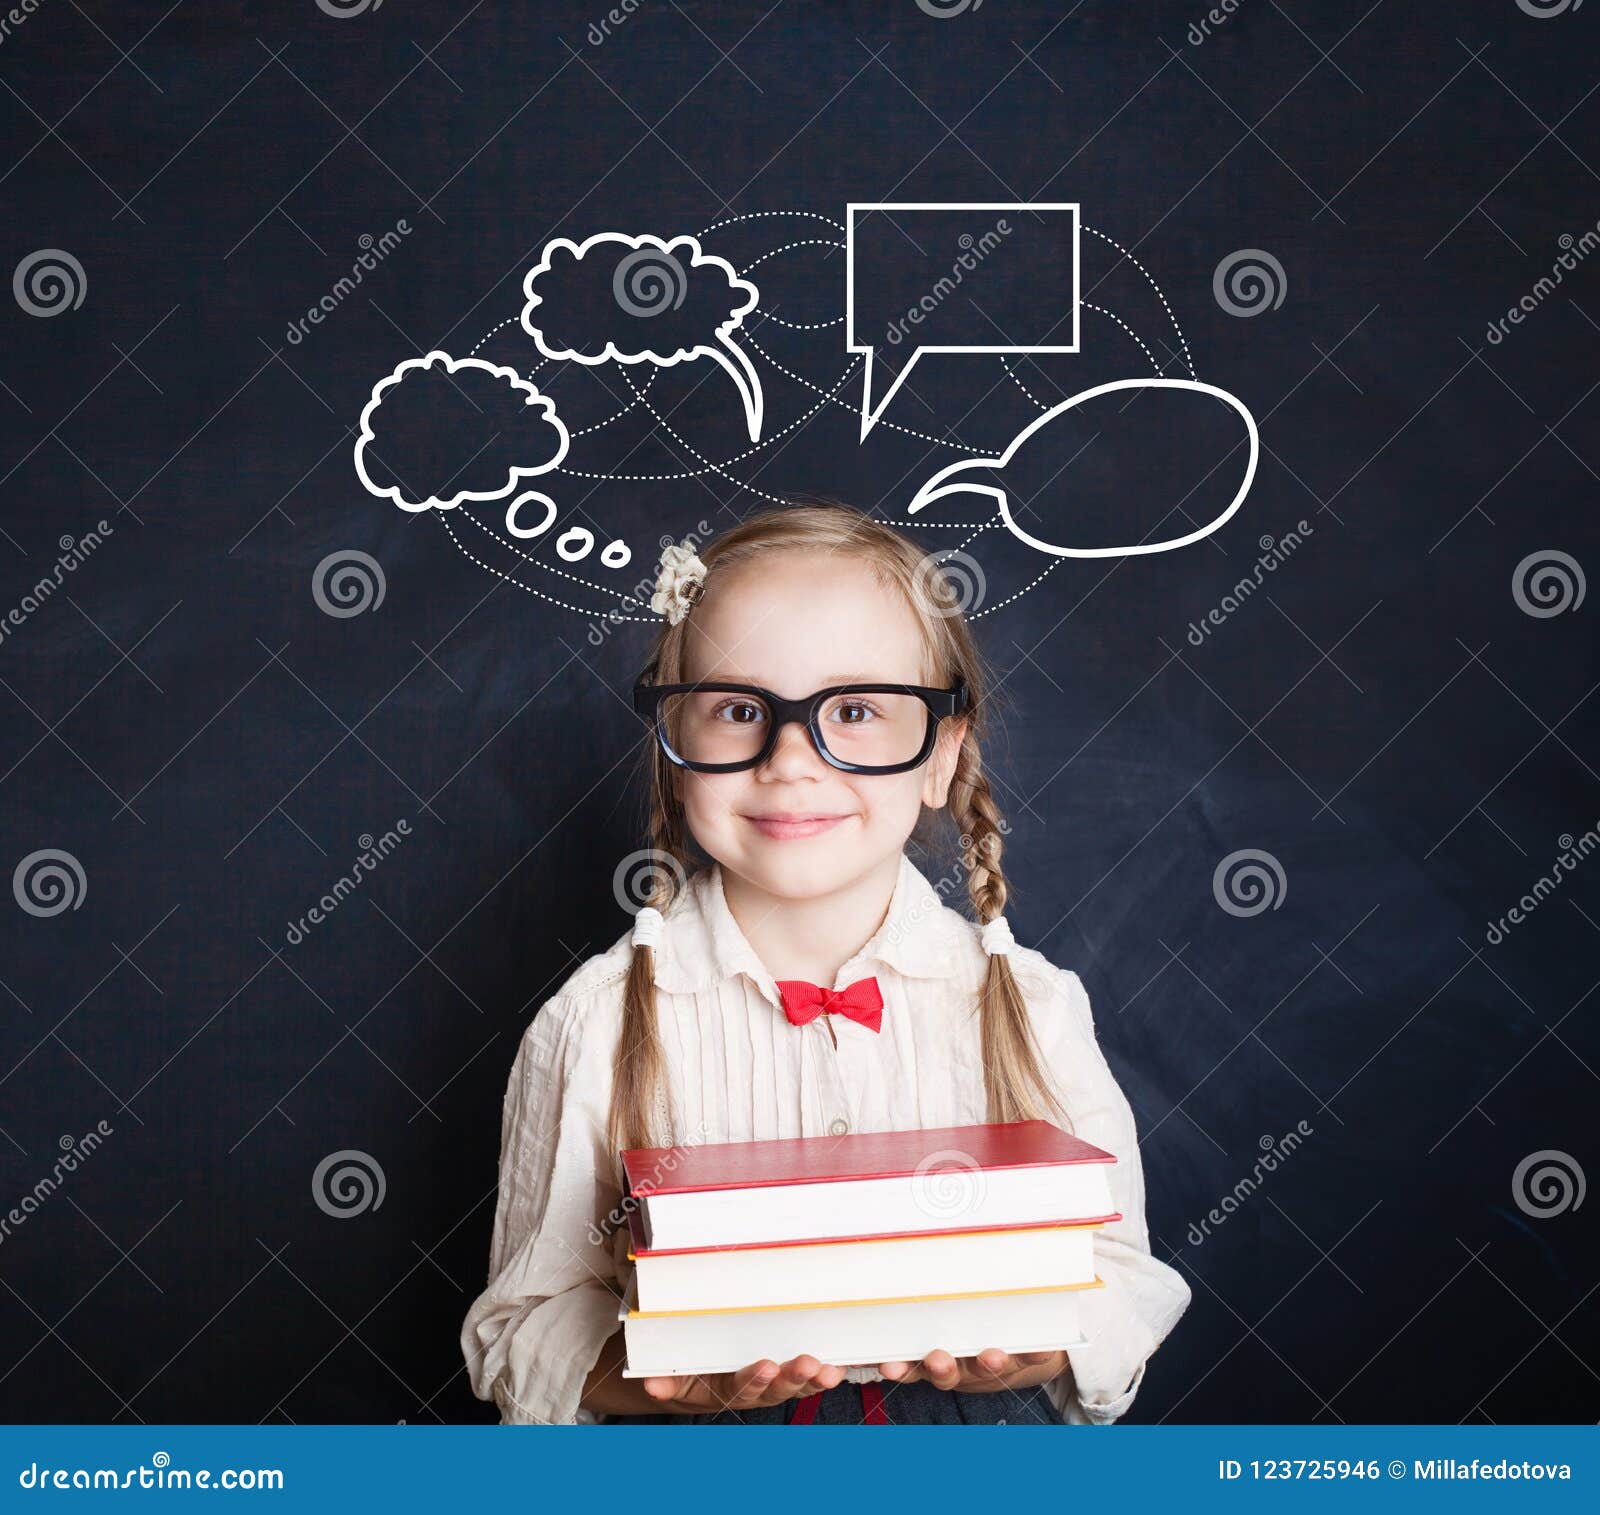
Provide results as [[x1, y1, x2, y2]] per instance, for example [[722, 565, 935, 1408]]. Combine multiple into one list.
[[633, 670, 969, 775]]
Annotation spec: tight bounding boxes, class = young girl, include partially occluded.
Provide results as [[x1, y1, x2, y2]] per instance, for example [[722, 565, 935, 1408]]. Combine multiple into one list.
[[460, 504, 1191, 1425]]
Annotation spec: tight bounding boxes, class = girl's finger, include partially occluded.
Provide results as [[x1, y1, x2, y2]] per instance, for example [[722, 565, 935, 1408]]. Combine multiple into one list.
[[878, 1360, 915, 1381], [731, 1361, 779, 1405], [642, 1376, 681, 1400], [922, 1349, 963, 1391], [973, 1348, 1015, 1380]]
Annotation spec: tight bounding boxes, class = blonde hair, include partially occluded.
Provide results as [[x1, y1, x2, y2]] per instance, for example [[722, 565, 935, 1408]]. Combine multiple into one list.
[[607, 502, 1069, 1156]]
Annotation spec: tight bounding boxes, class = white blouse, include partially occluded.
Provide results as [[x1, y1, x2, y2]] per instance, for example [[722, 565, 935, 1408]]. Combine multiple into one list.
[[460, 853, 1192, 1425]]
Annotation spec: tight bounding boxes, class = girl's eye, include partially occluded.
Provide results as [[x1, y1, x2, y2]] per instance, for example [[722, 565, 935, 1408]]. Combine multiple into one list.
[[711, 699, 766, 725], [828, 700, 880, 725]]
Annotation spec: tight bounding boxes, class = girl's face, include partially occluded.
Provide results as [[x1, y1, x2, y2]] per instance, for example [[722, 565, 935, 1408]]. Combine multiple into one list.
[[676, 550, 967, 904]]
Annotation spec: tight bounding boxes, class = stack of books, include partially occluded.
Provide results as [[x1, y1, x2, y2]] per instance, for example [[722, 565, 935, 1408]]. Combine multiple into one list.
[[616, 1119, 1118, 1378]]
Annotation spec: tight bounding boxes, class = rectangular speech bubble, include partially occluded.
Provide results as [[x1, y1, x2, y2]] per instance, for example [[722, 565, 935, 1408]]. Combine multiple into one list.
[[846, 202, 1080, 438]]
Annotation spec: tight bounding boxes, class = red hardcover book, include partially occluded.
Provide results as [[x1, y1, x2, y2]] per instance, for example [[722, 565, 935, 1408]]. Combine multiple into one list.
[[620, 1119, 1117, 1251]]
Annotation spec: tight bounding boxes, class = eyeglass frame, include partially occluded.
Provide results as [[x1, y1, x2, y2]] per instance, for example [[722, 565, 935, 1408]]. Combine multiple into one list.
[[631, 668, 971, 776]]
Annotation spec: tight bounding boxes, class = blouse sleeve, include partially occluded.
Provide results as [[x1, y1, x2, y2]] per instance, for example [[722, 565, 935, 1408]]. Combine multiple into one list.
[[459, 989, 628, 1425], [1030, 965, 1192, 1425]]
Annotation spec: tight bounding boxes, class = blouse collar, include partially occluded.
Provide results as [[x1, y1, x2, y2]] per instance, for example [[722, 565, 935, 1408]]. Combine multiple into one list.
[[651, 852, 960, 1006]]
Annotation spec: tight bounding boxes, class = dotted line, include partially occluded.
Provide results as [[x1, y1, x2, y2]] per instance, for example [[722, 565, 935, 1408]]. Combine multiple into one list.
[[697, 210, 847, 236], [567, 368, 659, 436], [1083, 225, 1196, 378], [743, 332, 970, 453], [437, 513, 656, 619], [759, 308, 845, 330], [1001, 356, 1051, 412], [1083, 303, 1161, 376], [469, 316, 520, 356], [970, 555, 1063, 618], [738, 238, 846, 274]]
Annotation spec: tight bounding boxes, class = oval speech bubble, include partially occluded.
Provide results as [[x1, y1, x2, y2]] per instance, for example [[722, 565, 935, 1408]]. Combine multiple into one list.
[[906, 377, 1259, 558]]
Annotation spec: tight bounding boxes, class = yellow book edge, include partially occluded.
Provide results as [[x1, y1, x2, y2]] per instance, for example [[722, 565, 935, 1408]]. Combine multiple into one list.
[[628, 1275, 1105, 1319], [627, 1218, 1107, 1264]]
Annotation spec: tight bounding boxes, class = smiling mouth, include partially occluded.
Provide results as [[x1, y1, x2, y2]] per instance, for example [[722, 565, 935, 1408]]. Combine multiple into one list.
[[741, 813, 853, 840]]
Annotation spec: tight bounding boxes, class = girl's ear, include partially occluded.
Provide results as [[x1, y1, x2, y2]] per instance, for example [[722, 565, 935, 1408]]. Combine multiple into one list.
[[921, 717, 968, 809]]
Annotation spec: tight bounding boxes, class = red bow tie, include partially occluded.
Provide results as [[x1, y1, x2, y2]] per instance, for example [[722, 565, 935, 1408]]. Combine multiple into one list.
[[776, 976, 884, 1036]]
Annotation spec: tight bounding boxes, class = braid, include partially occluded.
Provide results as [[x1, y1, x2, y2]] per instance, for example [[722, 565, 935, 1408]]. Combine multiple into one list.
[[605, 776, 688, 1159], [948, 736, 1072, 1130]]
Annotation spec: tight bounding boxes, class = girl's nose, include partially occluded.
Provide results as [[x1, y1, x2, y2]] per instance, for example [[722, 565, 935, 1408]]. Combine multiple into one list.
[[759, 718, 826, 778]]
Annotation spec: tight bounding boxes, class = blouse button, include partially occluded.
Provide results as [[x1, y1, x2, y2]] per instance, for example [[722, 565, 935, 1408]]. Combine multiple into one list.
[[828, 1116, 850, 1136]]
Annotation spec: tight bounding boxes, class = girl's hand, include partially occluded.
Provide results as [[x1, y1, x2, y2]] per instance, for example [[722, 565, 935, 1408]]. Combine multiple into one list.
[[878, 1347, 1068, 1394], [641, 1354, 845, 1415]]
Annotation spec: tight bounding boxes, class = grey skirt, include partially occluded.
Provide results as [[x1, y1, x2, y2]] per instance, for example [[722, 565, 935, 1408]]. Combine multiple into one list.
[[606, 1376, 1060, 1425]]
